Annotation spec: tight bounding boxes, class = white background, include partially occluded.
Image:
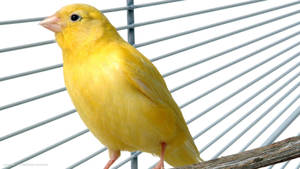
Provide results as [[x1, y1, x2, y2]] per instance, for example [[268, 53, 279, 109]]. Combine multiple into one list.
[[0, 0, 299, 169]]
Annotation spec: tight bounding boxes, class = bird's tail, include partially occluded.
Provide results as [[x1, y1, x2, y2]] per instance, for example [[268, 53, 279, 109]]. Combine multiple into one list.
[[164, 139, 203, 167]]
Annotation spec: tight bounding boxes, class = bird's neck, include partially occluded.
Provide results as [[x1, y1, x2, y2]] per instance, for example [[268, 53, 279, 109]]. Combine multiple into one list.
[[57, 26, 123, 65]]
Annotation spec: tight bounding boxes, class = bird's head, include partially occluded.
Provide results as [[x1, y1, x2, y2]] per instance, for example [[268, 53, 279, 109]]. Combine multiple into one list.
[[40, 4, 118, 52]]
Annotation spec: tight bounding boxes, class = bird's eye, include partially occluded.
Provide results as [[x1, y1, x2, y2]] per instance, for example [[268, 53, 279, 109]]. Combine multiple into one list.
[[70, 14, 81, 22]]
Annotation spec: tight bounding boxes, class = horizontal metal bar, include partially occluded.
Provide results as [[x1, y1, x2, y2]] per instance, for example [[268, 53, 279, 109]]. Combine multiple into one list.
[[3, 21, 298, 84], [0, 87, 66, 111], [0, 40, 55, 53], [150, 9, 300, 62], [0, 17, 46, 25], [102, 0, 184, 13], [262, 106, 300, 146], [197, 56, 300, 153], [118, 0, 269, 30], [134, 1, 300, 48], [212, 81, 300, 159], [3, 129, 89, 169], [0, 0, 183, 25], [0, 109, 76, 141], [240, 95, 300, 152], [0, 64, 63, 82], [66, 147, 107, 169], [112, 151, 142, 169], [170, 30, 300, 93], [125, 0, 183, 11], [280, 161, 290, 169], [148, 162, 158, 169], [161, 22, 300, 78], [182, 39, 300, 114]]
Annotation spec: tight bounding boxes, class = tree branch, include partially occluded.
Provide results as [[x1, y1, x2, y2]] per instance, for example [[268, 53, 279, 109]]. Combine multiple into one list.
[[175, 136, 300, 169]]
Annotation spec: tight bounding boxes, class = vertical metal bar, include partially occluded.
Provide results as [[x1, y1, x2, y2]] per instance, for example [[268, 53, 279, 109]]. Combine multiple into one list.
[[127, 0, 135, 45], [127, 1, 137, 169]]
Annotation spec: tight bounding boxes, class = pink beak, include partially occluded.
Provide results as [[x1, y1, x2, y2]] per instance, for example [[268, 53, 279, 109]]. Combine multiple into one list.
[[40, 15, 62, 33]]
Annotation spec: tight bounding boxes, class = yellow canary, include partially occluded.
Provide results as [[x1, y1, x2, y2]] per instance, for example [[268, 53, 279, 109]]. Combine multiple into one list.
[[40, 4, 203, 169]]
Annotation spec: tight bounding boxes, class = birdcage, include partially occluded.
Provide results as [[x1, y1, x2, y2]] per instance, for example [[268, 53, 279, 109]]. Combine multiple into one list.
[[0, 0, 299, 169]]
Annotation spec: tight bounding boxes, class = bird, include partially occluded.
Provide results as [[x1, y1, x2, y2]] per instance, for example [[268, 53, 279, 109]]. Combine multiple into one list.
[[40, 4, 203, 169]]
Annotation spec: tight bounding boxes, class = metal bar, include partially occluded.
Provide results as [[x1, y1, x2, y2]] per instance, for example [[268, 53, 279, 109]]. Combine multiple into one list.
[[112, 152, 142, 169], [280, 161, 290, 169], [127, 0, 138, 168], [103, 0, 183, 13], [0, 64, 63, 82], [148, 162, 158, 169], [0, 17, 46, 25], [197, 58, 300, 153], [127, 0, 135, 45], [66, 147, 107, 169], [3, 21, 298, 84], [262, 106, 300, 146], [0, 87, 66, 111], [0, 40, 55, 53], [212, 82, 300, 159], [118, 0, 269, 30], [162, 21, 300, 78], [135, 2, 300, 48], [126, 0, 138, 168], [127, 0, 183, 11], [150, 10, 300, 62], [0, 0, 183, 25], [240, 96, 300, 151], [0, 109, 76, 141], [3, 129, 89, 169], [170, 31, 300, 93]]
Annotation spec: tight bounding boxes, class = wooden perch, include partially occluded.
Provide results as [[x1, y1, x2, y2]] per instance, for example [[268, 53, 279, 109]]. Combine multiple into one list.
[[175, 136, 300, 169]]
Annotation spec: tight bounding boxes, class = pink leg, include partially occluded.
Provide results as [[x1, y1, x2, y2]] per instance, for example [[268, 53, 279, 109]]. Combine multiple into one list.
[[104, 149, 120, 169], [154, 142, 167, 169]]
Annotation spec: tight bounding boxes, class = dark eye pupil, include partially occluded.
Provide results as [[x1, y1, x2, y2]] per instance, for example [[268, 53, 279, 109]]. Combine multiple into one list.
[[70, 14, 80, 21]]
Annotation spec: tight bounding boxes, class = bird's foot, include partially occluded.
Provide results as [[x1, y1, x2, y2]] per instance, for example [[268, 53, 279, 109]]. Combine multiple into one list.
[[154, 161, 164, 169], [154, 142, 166, 169], [104, 149, 120, 169]]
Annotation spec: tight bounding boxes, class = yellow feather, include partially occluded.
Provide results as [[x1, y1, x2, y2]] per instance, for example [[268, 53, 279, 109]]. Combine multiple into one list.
[[46, 3, 203, 167]]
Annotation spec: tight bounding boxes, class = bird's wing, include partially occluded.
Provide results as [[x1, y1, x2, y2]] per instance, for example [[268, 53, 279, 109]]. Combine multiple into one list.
[[119, 43, 178, 111], [118, 43, 198, 147]]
